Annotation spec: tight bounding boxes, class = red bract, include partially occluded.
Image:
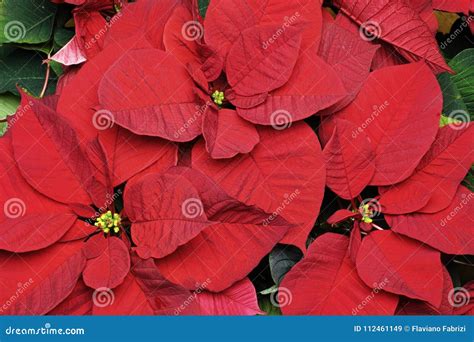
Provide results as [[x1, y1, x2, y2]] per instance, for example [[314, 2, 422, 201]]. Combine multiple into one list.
[[1, 0, 473, 318], [92, 1, 346, 158], [334, 0, 452, 74]]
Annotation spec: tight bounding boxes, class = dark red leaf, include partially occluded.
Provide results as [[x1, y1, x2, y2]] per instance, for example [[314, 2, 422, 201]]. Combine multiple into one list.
[[281, 233, 398, 315], [192, 122, 326, 252], [323, 119, 375, 199], [380, 124, 474, 214], [386, 186, 474, 255], [356, 230, 444, 307]]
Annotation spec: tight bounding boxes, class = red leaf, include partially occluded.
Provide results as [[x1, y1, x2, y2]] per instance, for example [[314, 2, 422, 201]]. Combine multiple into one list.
[[380, 124, 474, 214], [356, 230, 444, 307], [205, 0, 323, 64], [319, 17, 379, 112], [104, 0, 179, 50], [0, 135, 76, 252], [323, 119, 375, 199], [349, 222, 363, 264], [83, 236, 130, 289], [98, 126, 178, 186], [163, 5, 203, 67], [386, 186, 474, 255], [56, 37, 153, 141], [396, 267, 454, 315], [327, 209, 358, 225], [204, 0, 257, 62], [335, 0, 452, 74], [0, 241, 85, 315], [192, 122, 326, 252], [125, 173, 211, 259], [52, 11, 107, 65], [433, 0, 470, 14], [49, 279, 93, 315], [98, 49, 202, 141], [322, 62, 441, 186], [11, 94, 95, 205], [153, 170, 292, 293], [203, 108, 259, 159], [51, 37, 87, 66], [236, 54, 346, 125], [226, 24, 303, 97], [281, 233, 398, 315], [92, 272, 153, 315], [197, 278, 262, 315]]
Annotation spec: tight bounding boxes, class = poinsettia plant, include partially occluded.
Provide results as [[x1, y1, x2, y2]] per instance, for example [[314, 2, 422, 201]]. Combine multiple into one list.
[[0, 0, 472, 316]]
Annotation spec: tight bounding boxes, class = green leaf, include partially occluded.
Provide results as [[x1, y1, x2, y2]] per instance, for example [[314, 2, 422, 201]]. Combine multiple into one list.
[[0, 0, 57, 44], [198, 0, 210, 17], [269, 244, 302, 285], [0, 49, 57, 96], [0, 93, 19, 136], [438, 49, 474, 119]]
